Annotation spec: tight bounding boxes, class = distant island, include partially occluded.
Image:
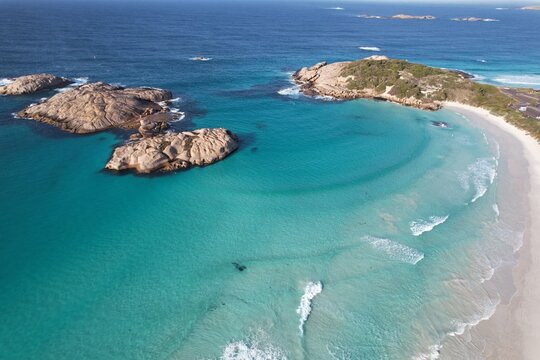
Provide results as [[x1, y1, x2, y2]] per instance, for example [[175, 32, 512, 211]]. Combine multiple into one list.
[[357, 14, 436, 20], [451, 17, 499, 22], [391, 14, 436, 20], [293, 56, 540, 139], [521, 5, 540, 10]]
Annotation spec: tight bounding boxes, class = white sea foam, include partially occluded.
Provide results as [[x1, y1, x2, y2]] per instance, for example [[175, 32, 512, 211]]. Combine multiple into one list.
[[221, 338, 287, 360], [459, 157, 498, 203], [362, 236, 424, 264], [495, 7, 508, 10], [314, 94, 336, 101], [326, 7, 344, 10], [472, 74, 486, 81], [189, 56, 212, 61], [480, 267, 496, 283], [169, 109, 186, 122], [0, 78, 13, 86], [493, 74, 540, 87], [56, 77, 89, 92], [492, 203, 500, 217], [277, 85, 301, 98], [357, 14, 384, 19], [411, 344, 441, 360], [476, 59, 487, 63], [359, 46, 381, 52], [410, 216, 449, 237], [297, 281, 323, 336], [447, 298, 499, 337]]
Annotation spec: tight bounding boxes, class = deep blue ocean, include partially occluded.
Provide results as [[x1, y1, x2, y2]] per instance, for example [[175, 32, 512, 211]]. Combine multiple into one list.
[[0, 1, 539, 359]]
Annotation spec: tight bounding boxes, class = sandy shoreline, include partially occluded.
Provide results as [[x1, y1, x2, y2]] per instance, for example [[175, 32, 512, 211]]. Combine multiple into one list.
[[443, 102, 540, 359]]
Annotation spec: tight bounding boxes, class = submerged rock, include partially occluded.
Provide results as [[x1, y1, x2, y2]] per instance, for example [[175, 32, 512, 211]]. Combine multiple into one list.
[[17, 82, 172, 133], [105, 128, 239, 174], [0, 74, 72, 95], [232, 262, 247, 272], [431, 121, 450, 128]]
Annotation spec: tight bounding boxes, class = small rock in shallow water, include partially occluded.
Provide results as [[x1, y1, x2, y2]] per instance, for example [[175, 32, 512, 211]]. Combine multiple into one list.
[[430, 121, 450, 128], [232, 262, 247, 272]]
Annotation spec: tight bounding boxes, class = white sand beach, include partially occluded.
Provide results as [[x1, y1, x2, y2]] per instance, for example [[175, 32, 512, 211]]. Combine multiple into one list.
[[443, 102, 540, 359]]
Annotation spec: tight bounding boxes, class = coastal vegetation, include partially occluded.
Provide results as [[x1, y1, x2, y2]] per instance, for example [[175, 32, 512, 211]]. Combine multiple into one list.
[[339, 59, 540, 140]]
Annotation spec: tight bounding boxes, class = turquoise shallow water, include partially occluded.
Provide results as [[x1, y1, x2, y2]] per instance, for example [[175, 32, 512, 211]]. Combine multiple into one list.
[[0, 1, 537, 359]]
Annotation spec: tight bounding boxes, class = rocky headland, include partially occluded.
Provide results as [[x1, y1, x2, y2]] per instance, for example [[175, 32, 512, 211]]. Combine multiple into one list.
[[292, 56, 540, 139], [0, 74, 72, 95], [106, 128, 239, 174]]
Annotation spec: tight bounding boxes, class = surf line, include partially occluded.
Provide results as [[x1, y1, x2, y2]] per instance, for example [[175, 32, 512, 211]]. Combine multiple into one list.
[[297, 281, 323, 336]]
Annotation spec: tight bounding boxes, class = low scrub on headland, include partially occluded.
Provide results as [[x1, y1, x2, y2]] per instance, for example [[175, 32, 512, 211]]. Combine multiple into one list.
[[341, 59, 540, 140]]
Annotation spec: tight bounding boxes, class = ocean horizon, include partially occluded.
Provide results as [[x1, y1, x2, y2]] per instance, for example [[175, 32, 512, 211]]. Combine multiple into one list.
[[1, 1, 539, 359]]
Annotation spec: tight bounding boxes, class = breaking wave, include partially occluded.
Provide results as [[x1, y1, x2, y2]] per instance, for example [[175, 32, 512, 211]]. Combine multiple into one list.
[[359, 46, 381, 52], [447, 298, 499, 337], [277, 85, 301, 98], [0, 78, 13, 86], [170, 109, 186, 122], [221, 335, 287, 360], [459, 157, 498, 203], [411, 344, 441, 360], [297, 281, 323, 336], [57, 77, 89, 92], [361, 236, 424, 264], [326, 7, 344, 10], [189, 57, 212, 61], [410, 216, 449, 237]]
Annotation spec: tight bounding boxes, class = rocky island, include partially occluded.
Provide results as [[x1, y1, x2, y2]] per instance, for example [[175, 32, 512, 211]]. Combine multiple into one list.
[[521, 5, 540, 10], [0, 74, 72, 95], [9, 77, 238, 174], [293, 56, 540, 139], [106, 128, 239, 173], [391, 14, 436, 20], [451, 17, 499, 22], [18, 82, 173, 133]]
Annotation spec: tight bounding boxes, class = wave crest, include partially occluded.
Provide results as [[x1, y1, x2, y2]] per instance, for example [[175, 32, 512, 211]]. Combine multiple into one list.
[[359, 46, 381, 52], [0, 78, 13, 86], [362, 236, 424, 264], [410, 215, 449, 237], [277, 85, 301, 98], [297, 281, 323, 335], [459, 157, 498, 203], [221, 338, 287, 360]]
